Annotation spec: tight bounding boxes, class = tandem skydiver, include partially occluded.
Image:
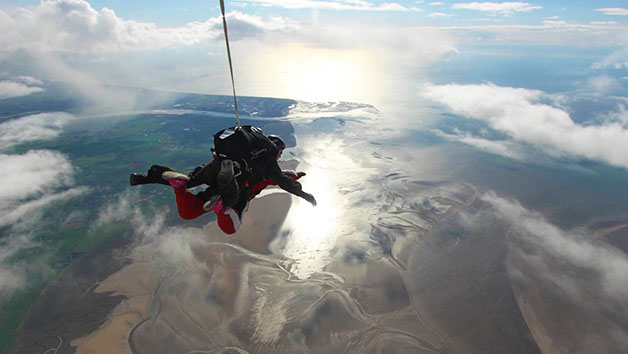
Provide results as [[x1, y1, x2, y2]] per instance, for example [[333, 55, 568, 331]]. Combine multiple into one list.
[[129, 126, 317, 234]]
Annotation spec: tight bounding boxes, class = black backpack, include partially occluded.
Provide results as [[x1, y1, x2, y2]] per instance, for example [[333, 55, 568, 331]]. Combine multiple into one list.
[[212, 125, 275, 168]]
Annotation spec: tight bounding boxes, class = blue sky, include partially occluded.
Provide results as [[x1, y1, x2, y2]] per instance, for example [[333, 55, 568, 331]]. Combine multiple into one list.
[[52, 1, 628, 26], [3, 1, 628, 26]]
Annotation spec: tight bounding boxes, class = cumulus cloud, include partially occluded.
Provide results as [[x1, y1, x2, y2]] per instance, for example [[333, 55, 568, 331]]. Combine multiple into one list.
[[242, 0, 421, 11], [481, 192, 628, 309], [452, 2, 541, 15], [422, 83, 628, 170], [0, 0, 296, 54], [596, 8, 628, 16], [0, 112, 77, 149], [0, 79, 43, 99], [0, 150, 75, 206]]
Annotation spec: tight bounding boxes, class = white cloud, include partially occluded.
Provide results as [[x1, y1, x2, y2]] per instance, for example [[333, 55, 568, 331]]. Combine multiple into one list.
[[596, 8, 628, 16], [433, 129, 526, 160], [0, 80, 43, 98], [0, 150, 75, 204], [0, 0, 296, 54], [422, 83, 628, 170], [481, 192, 628, 309], [429, 12, 452, 17], [242, 0, 421, 11], [453, 2, 542, 15], [0, 112, 77, 149], [429, 2, 444, 5]]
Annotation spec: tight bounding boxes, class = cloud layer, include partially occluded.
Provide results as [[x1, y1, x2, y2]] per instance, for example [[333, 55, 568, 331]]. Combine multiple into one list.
[[422, 83, 628, 170]]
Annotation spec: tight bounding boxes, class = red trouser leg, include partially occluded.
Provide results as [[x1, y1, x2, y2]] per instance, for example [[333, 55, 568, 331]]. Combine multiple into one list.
[[216, 201, 253, 235], [216, 208, 241, 234], [173, 188, 208, 220]]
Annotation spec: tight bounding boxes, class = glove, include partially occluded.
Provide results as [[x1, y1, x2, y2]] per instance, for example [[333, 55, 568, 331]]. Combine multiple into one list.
[[302, 192, 317, 207], [296, 171, 306, 179]]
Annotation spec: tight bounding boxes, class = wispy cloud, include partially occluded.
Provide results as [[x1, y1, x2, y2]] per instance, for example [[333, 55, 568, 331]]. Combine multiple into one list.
[[453, 2, 542, 15], [585, 75, 621, 95], [592, 48, 628, 70], [595, 8, 628, 16], [480, 192, 628, 338], [242, 0, 422, 11], [0, 234, 30, 297], [422, 83, 628, 170], [433, 129, 526, 160]]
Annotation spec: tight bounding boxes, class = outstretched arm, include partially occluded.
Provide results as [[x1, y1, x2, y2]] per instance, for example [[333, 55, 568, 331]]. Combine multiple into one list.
[[262, 162, 317, 206]]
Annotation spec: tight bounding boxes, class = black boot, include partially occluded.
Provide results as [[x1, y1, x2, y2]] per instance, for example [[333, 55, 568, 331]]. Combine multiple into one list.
[[217, 159, 234, 186], [130, 173, 147, 186], [129, 165, 172, 186]]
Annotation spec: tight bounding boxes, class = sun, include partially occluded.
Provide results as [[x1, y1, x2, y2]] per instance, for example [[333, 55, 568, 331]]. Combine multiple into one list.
[[240, 44, 381, 103]]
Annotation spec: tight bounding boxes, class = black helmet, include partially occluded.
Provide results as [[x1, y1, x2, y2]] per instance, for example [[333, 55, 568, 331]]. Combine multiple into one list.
[[268, 135, 285, 151]]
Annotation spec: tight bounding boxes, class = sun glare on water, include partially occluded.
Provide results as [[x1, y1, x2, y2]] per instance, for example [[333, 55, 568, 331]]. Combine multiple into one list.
[[278, 137, 373, 279]]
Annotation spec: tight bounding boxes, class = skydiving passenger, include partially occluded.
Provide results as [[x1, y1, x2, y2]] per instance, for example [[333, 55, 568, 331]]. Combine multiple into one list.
[[161, 168, 305, 234], [130, 126, 317, 234]]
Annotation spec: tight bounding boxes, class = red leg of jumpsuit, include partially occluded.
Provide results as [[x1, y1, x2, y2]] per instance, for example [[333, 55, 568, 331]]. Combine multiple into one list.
[[216, 207, 245, 235], [174, 186, 243, 234], [173, 188, 208, 220]]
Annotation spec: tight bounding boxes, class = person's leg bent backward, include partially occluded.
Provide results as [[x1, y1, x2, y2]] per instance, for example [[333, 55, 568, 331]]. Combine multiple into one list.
[[174, 188, 207, 220], [216, 208, 241, 234], [216, 198, 250, 234]]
